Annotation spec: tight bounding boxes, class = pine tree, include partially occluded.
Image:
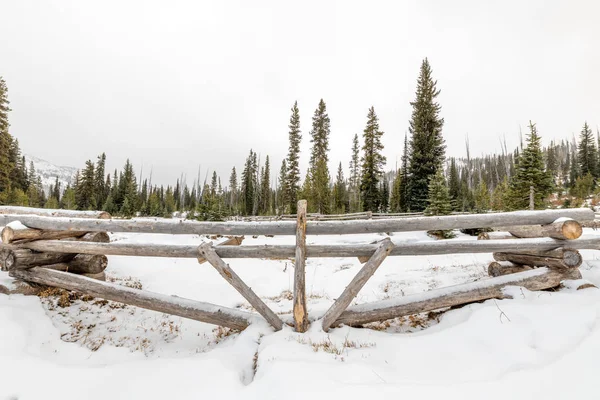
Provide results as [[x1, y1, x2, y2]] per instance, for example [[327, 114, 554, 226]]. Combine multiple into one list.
[[424, 169, 452, 216], [398, 134, 410, 212], [285, 101, 302, 213], [95, 153, 107, 207], [380, 178, 390, 212], [308, 99, 331, 213], [76, 160, 96, 210], [241, 150, 256, 215], [61, 185, 77, 210], [259, 155, 271, 214], [474, 181, 491, 212], [407, 58, 446, 211], [278, 159, 287, 214], [332, 162, 347, 213], [578, 122, 597, 178], [118, 160, 138, 216], [359, 107, 386, 212], [505, 122, 553, 209], [229, 167, 238, 214], [390, 170, 401, 212], [448, 158, 460, 209], [0, 77, 13, 193], [349, 133, 361, 212]]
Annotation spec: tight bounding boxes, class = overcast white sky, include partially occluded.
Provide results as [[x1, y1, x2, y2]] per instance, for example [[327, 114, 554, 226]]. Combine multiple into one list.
[[1, 0, 599, 186]]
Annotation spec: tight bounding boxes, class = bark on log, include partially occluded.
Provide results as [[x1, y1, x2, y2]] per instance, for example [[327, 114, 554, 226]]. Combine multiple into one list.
[[493, 249, 582, 269], [0, 206, 110, 219], [477, 232, 514, 240], [0, 209, 593, 236], [294, 200, 309, 332], [488, 261, 533, 277], [507, 220, 583, 240], [334, 267, 582, 326], [1, 226, 88, 244], [82, 271, 106, 281], [197, 243, 283, 331], [321, 239, 394, 331], [15, 235, 600, 259], [10, 267, 259, 330], [39, 254, 108, 274], [0, 248, 75, 271], [197, 236, 244, 265], [63, 232, 111, 243]]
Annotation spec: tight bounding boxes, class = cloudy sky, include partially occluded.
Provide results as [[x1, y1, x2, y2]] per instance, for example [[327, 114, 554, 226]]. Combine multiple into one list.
[[1, 0, 599, 186]]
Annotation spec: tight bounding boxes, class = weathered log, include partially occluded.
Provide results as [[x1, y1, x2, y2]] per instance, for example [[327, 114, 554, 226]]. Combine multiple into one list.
[[0, 248, 76, 271], [1, 226, 88, 244], [507, 219, 583, 240], [321, 238, 394, 331], [477, 231, 514, 240], [487, 261, 533, 277], [14, 235, 600, 259], [38, 256, 107, 274], [197, 243, 283, 331], [10, 267, 259, 330], [0, 279, 44, 296], [82, 271, 106, 281], [64, 232, 111, 243], [0, 206, 110, 219], [0, 209, 593, 236], [334, 267, 582, 326], [493, 249, 582, 269], [294, 200, 309, 332], [197, 236, 244, 264]]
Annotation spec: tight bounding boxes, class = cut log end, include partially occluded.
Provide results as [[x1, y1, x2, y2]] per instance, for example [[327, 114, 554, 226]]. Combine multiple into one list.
[[561, 220, 583, 240]]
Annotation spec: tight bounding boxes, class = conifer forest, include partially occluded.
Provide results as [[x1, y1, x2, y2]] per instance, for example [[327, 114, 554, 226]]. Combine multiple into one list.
[[0, 59, 597, 220]]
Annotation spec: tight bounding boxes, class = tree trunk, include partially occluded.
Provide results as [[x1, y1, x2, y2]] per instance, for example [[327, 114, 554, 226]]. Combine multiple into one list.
[[10, 267, 258, 330], [1, 226, 88, 244], [293, 200, 309, 332], [334, 267, 582, 326], [0, 248, 76, 271], [493, 249, 582, 269], [488, 261, 533, 277], [507, 220, 582, 240]]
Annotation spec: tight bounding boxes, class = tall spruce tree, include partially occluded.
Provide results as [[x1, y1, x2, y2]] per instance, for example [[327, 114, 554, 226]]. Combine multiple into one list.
[[259, 155, 271, 214], [349, 133, 361, 212], [76, 160, 96, 210], [333, 162, 347, 213], [505, 122, 553, 209], [285, 101, 302, 213], [398, 134, 410, 212], [308, 99, 331, 213], [359, 107, 386, 212], [278, 159, 287, 214], [95, 153, 107, 207], [448, 157, 461, 209], [229, 167, 238, 214], [407, 58, 445, 211], [0, 77, 12, 193], [390, 169, 401, 212], [241, 150, 256, 215], [578, 122, 597, 178]]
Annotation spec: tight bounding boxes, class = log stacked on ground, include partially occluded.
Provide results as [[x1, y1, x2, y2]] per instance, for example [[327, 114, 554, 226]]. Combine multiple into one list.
[[493, 248, 582, 269], [506, 219, 583, 240]]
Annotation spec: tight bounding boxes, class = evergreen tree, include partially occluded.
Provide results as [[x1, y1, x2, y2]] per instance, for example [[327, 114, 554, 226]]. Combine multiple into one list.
[[380, 178, 390, 212], [332, 162, 347, 213], [0, 77, 12, 193], [398, 134, 410, 212], [229, 167, 238, 214], [259, 155, 271, 214], [76, 160, 96, 210], [95, 153, 107, 207], [448, 157, 461, 209], [390, 170, 401, 212], [505, 122, 553, 209], [359, 107, 386, 212], [285, 101, 302, 214], [308, 99, 331, 213], [474, 181, 491, 212], [241, 150, 256, 215], [61, 185, 77, 210], [118, 160, 138, 216], [278, 160, 287, 214], [407, 58, 446, 211], [578, 122, 597, 178], [424, 169, 452, 216], [348, 133, 361, 212]]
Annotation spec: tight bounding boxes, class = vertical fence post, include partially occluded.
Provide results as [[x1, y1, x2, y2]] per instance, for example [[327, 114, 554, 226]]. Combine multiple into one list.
[[293, 199, 309, 332], [529, 186, 535, 210]]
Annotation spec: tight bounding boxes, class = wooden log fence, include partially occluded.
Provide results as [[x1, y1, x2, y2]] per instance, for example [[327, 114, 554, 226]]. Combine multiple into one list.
[[0, 204, 597, 334]]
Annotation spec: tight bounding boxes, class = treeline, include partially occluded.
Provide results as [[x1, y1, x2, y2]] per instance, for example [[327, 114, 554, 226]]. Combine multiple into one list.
[[1, 59, 597, 219]]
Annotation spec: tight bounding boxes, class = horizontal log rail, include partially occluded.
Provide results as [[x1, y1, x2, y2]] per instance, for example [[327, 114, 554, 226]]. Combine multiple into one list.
[[0, 208, 594, 236], [10, 235, 600, 259]]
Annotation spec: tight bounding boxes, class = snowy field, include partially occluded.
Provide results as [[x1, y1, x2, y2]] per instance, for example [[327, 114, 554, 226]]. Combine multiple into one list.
[[2, 228, 600, 400]]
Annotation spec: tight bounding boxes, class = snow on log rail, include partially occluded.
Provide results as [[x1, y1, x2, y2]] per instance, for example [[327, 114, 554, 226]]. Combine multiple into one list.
[[0, 204, 597, 333], [0, 208, 593, 236]]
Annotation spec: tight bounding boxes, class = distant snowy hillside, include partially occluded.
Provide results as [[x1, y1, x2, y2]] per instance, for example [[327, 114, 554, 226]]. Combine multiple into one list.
[[23, 154, 78, 193]]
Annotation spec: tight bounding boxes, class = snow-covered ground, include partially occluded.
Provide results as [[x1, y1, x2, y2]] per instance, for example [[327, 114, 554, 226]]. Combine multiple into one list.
[[2, 228, 600, 399]]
